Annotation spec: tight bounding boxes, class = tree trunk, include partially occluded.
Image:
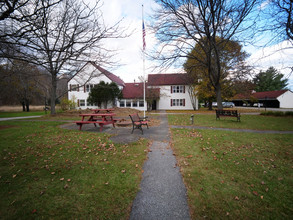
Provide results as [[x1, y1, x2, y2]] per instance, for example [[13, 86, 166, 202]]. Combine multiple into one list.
[[208, 101, 213, 110], [215, 85, 223, 110], [50, 74, 57, 115], [22, 101, 26, 112], [25, 99, 30, 112]]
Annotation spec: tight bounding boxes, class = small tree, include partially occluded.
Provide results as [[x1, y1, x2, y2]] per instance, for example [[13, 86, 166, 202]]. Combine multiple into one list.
[[253, 67, 288, 92], [87, 81, 121, 108]]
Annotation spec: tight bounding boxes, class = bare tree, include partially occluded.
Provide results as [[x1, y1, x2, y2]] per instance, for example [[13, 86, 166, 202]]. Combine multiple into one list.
[[0, 0, 29, 21], [261, 0, 293, 43], [1, 0, 127, 114], [151, 0, 258, 109]]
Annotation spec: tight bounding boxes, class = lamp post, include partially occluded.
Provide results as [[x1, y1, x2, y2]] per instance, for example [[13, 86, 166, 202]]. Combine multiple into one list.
[[190, 114, 194, 124]]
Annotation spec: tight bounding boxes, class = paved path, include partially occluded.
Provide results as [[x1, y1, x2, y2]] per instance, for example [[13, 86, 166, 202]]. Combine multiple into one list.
[[0, 116, 42, 121], [129, 113, 190, 220]]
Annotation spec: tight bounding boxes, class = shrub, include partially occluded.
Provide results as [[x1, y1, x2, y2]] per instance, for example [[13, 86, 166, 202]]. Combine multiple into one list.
[[260, 111, 293, 117], [60, 97, 76, 110]]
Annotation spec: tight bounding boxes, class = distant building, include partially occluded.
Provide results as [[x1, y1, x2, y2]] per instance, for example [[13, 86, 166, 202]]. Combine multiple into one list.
[[68, 62, 198, 110], [233, 90, 293, 108]]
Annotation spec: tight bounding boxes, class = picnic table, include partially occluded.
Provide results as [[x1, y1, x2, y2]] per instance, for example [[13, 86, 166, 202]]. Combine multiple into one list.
[[75, 113, 117, 132], [91, 108, 114, 113]]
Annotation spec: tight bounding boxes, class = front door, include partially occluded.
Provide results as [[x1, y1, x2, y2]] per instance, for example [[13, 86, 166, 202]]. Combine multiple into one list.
[[152, 100, 157, 110]]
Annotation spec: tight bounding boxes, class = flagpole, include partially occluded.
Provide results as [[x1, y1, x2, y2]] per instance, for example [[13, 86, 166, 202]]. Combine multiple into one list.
[[142, 4, 146, 118]]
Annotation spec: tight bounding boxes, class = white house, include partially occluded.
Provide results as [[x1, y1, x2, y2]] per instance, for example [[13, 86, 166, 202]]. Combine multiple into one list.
[[68, 62, 198, 110], [276, 90, 293, 108], [117, 74, 198, 110], [68, 61, 125, 109]]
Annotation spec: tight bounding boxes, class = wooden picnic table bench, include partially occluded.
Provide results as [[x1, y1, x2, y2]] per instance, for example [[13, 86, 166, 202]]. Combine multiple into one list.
[[129, 113, 149, 134], [91, 108, 114, 113], [75, 113, 117, 132], [216, 110, 241, 122]]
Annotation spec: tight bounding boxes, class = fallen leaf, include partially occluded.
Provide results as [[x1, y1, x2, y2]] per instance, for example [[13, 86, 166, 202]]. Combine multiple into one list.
[[60, 178, 64, 181], [32, 209, 37, 214], [260, 196, 263, 199], [121, 169, 126, 173], [12, 174, 17, 178], [51, 172, 55, 175], [64, 184, 69, 189], [67, 179, 71, 182], [253, 191, 258, 196], [234, 196, 239, 201]]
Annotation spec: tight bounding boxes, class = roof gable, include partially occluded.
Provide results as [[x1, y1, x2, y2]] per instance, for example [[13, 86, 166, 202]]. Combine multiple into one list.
[[148, 73, 190, 86], [90, 62, 125, 87]]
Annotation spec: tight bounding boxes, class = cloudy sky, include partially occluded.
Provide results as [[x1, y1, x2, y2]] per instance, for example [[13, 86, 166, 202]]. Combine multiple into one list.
[[100, 0, 293, 90]]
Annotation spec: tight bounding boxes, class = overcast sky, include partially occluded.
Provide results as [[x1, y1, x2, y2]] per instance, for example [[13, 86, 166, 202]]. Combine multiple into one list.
[[100, 0, 293, 90]]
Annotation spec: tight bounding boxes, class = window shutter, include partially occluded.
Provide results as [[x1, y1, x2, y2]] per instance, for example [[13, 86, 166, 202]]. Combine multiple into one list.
[[183, 86, 185, 93], [77, 99, 80, 107], [69, 84, 72, 92], [171, 86, 173, 93], [183, 99, 185, 106], [170, 99, 173, 106], [84, 85, 86, 93]]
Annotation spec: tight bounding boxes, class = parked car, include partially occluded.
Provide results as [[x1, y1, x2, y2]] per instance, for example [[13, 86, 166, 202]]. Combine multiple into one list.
[[253, 103, 264, 107], [212, 102, 235, 108], [222, 102, 235, 108]]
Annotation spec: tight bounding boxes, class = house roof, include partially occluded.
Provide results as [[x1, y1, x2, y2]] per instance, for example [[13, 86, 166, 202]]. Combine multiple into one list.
[[148, 73, 190, 86], [252, 90, 288, 99], [122, 83, 160, 99], [233, 90, 288, 100], [89, 62, 125, 87]]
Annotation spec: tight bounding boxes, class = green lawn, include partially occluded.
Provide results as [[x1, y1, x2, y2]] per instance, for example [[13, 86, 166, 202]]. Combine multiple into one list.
[[0, 120, 148, 219], [168, 114, 293, 131], [170, 125, 293, 219]]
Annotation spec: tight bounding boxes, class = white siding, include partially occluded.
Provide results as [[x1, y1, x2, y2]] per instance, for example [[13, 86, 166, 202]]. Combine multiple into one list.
[[278, 90, 293, 108], [68, 63, 120, 109], [156, 85, 196, 110], [117, 99, 146, 111]]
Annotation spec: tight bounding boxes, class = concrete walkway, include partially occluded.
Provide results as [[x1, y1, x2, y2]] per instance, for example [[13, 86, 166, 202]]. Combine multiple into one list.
[[129, 113, 190, 220], [0, 116, 42, 121]]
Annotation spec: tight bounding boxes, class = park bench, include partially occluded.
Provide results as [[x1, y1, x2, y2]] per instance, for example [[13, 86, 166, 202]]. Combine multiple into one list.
[[129, 113, 149, 134], [216, 110, 241, 122]]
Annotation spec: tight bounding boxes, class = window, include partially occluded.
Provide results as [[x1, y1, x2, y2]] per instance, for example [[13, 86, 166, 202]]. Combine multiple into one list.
[[120, 100, 125, 107], [171, 99, 185, 106], [79, 99, 85, 107], [139, 100, 144, 107], [133, 101, 138, 107], [171, 85, 185, 93], [86, 84, 94, 92], [126, 101, 131, 107], [70, 84, 79, 91]]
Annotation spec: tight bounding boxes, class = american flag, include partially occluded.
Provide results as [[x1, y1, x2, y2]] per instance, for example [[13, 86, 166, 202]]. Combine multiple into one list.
[[142, 21, 146, 50]]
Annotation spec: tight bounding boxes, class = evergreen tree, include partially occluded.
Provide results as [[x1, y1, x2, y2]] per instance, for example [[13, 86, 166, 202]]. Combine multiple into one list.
[[253, 67, 288, 92], [87, 81, 122, 108]]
